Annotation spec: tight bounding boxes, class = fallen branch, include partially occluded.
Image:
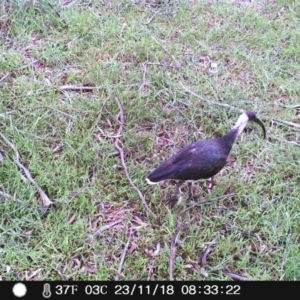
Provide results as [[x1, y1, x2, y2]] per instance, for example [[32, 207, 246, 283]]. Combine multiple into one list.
[[280, 232, 292, 280], [279, 69, 300, 81], [0, 111, 19, 118], [58, 85, 101, 92], [273, 119, 300, 130], [142, 9, 161, 25], [88, 219, 124, 240], [113, 97, 157, 219], [149, 35, 181, 68], [225, 272, 251, 281], [180, 82, 244, 113], [269, 136, 300, 148], [0, 60, 40, 84], [169, 214, 182, 281], [0, 72, 9, 83], [140, 62, 148, 90], [0, 190, 10, 201], [0, 132, 53, 207], [224, 222, 265, 240], [18, 59, 40, 71], [115, 228, 133, 281], [201, 235, 219, 266], [279, 104, 300, 109], [181, 193, 235, 215], [169, 193, 235, 280], [180, 82, 300, 134]]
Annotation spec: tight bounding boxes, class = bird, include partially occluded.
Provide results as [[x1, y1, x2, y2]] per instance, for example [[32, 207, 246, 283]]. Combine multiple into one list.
[[146, 111, 266, 207]]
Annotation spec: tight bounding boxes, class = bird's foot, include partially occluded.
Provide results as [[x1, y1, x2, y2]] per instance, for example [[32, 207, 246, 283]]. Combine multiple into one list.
[[163, 195, 179, 208]]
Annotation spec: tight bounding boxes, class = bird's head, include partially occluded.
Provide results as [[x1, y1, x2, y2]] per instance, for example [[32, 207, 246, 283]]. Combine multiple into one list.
[[244, 111, 266, 139], [232, 111, 266, 139]]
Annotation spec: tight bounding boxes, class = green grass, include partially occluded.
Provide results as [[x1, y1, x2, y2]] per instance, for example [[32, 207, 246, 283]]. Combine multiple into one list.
[[0, 0, 300, 280]]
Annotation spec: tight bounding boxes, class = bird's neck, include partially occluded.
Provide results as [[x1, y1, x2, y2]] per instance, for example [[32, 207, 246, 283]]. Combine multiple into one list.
[[223, 112, 249, 147], [223, 128, 240, 148]]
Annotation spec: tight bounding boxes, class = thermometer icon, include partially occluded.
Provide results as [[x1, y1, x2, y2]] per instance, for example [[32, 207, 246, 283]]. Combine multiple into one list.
[[42, 283, 52, 298]]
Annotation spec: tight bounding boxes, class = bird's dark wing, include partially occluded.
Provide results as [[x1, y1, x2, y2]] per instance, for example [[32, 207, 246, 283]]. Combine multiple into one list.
[[147, 139, 229, 182]]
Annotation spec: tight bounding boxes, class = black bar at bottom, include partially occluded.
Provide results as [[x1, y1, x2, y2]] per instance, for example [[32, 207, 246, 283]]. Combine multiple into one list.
[[3, 281, 297, 299]]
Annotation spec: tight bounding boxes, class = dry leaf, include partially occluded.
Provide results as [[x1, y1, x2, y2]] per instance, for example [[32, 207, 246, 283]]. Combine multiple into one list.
[[129, 241, 137, 253], [152, 243, 161, 256], [0, 152, 4, 164], [145, 249, 153, 257]]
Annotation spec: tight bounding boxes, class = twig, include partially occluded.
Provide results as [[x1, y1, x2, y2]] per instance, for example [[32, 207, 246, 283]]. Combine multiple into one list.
[[17, 59, 40, 71], [89, 219, 124, 239], [142, 9, 160, 25], [180, 193, 235, 216], [61, 0, 79, 8], [145, 62, 177, 69], [169, 193, 235, 280], [0, 190, 43, 211], [181, 82, 300, 134], [279, 104, 300, 109], [0, 190, 10, 201], [225, 272, 250, 281], [115, 228, 133, 281], [280, 232, 292, 280], [0, 111, 18, 118], [270, 136, 300, 147], [0, 132, 53, 207], [141, 62, 148, 90], [149, 35, 181, 68], [273, 119, 300, 130], [279, 69, 300, 80], [147, 260, 155, 280], [113, 97, 157, 219], [201, 235, 219, 266], [224, 222, 266, 240], [46, 2, 67, 26], [0, 72, 9, 83], [180, 82, 244, 113], [35, 106, 76, 118], [169, 214, 182, 281], [58, 85, 101, 92]]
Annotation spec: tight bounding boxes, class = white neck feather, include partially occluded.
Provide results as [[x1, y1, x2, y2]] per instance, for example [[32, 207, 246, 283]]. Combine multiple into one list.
[[232, 112, 249, 136]]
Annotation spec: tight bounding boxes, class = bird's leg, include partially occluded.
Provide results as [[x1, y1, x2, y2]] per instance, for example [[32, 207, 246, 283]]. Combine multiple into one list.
[[188, 182, 194, 198], [164, 180, 184, 208], [188, 182, 200, 200], [206, 176, 216, 194], [211, 176, 216, 187]]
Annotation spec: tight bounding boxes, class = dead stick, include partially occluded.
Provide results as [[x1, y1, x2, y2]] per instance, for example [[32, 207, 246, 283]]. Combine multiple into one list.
[[59, 85, 101, 91], [181, 82, 300, 132], [169, 193, 234, 280], [280, 232, 292, 280], [0, 132, 53, 207], [170, 214, 182, 281], [0, 190, 10, 201], [113, 97, 157, 219], [90, 219, 124, 239], [149, 35, 181, 68], [180, 82, 243, 113], [115, 228, 133, 281], [201, 235, 219, 266], [180, 193, 235, 216], [225, 272, 250, 281], [273, 119, 300, 130], [141, 62, 148, 90], [0, 72, 10, 83]]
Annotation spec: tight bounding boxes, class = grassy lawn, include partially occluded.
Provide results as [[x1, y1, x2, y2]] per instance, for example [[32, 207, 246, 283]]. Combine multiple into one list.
[[0, 0, 299, 280]]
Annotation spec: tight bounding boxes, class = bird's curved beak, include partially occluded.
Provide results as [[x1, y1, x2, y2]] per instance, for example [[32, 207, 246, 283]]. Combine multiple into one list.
[[253, 117, 266, 139]]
